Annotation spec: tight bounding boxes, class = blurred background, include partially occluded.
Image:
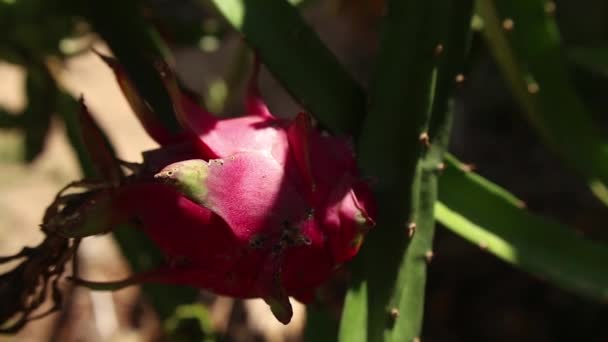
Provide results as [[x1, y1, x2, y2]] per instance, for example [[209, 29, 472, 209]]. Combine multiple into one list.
[[1, 0, 608, 341]]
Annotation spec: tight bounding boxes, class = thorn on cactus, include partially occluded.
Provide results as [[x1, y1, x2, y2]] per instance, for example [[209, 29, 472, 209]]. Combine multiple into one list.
[[455, 73, 466, 84], [434, 43, 444, 56], [527, 82, 540, 94], [459, 163, 476, 172], [502, 18, 515, 31], [545, 1, 556, 15], [479, 241, 489, 251], [407, 222, 417, 238], [419, 132, 430, 148], [424, 250, 434, 263], [389, 307, 400, 320]]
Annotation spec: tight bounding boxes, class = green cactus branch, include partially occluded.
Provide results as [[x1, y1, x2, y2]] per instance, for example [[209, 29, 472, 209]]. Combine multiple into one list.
[[341, 1, 473, 341], [210, 0, 366, 136], [391, 5, 473, 342], [437, 154, 608, 300], [477, 0, 608, 205], [388, 113, 445, 342]]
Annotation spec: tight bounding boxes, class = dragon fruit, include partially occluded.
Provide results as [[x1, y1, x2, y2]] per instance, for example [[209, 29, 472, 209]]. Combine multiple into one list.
[[77, 55, 376, 324]]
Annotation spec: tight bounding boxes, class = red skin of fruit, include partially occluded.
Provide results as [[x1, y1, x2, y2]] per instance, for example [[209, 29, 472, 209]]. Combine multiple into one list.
[[95, 57, 376, 323]]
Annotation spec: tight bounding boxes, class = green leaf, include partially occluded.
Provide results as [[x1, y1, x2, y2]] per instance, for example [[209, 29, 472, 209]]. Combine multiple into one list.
[[477, 0, 608, 205], [437, 154, 608, 300], [210, 0, 366, 136]]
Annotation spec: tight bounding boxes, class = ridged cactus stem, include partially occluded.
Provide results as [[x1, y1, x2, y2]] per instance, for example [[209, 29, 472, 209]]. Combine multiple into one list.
[[477, 0, 608, 205], [437, 154, 608, 301], [340, 1, 473, 341]]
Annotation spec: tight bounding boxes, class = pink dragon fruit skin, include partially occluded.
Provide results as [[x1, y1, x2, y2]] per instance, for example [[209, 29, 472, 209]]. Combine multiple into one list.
[[99, 56, 376, 324]]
